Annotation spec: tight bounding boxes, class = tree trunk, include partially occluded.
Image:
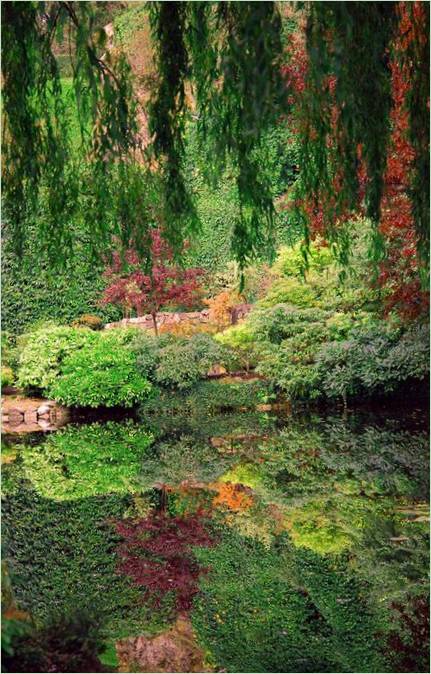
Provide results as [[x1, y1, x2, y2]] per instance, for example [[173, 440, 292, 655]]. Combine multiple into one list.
[[151, 312, 159, 336]]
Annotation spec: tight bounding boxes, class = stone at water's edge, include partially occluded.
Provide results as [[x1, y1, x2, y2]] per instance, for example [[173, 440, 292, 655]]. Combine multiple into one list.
[[1, 396, 69, 434], [116, 616, 211, 673]]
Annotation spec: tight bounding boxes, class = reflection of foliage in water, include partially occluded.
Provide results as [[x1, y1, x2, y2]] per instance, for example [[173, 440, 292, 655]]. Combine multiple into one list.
[[2, 486, 173, 642], [115, 513, 214, 613], [20, 421, 153, 500], [192, 530, 385, 673], [139, 435, 235, 490]]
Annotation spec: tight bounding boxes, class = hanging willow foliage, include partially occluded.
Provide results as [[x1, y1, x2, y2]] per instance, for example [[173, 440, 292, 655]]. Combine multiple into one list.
[[2, 1, 429, 274], [295, 0, 429, 269], [1, 0, 152, 265], [148, 0, 287, 267]]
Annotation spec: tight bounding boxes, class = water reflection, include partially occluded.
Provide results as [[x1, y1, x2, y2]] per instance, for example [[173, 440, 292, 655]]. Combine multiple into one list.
[[2, 403, 429, 672]]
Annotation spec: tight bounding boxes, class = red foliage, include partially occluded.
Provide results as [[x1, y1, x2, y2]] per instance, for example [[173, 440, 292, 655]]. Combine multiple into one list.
[[101, 229, 204, 332], [376, 2, 429, 319], [115, 513, 214, 612], [384, 595, 430, 672], [282, 4, 429, 319]]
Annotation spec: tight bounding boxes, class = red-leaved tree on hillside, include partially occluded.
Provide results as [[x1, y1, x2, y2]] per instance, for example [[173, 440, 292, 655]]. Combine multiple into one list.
[[101, 229, 204, 335]]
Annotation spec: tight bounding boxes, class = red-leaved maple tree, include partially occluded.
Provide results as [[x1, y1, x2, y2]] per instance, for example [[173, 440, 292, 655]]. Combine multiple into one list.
[[101, 229, 204, 334]]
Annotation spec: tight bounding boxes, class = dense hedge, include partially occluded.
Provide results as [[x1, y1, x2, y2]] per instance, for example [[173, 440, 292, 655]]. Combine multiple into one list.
[[2, 114, 301, 336], [1, 243, 122, 336]]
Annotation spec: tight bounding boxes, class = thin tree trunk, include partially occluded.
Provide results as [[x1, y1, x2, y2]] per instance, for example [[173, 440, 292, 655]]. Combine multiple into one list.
[[151, 312, 159, 336]]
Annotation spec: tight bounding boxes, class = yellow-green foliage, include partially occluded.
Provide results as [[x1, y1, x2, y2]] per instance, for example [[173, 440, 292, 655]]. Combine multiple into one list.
[[1, 366, 14, 388], [21, 422, 153, 500], [220, 463, 263, 490], [272, 240, 333, 278]]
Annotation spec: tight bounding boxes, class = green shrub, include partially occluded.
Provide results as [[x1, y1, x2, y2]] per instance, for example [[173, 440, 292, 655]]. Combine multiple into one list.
[[259, 276, 320, 308], [48, 334, 152, 407], [214, 323, 257, 371], [1, 331, 18, 371], [17, 326, 97, 391], [248, 304, 330, 344], [155, 334, 233, 389], [129, 332, 173, 380], [1, 237, 122, 337], [1, 366, 14, 388], [272, 240, 333, 278], [317, 322, 430, 400]]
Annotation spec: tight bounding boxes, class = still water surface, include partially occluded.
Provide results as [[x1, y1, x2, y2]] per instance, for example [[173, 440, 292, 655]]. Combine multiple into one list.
[[2, 400, 429, 672]]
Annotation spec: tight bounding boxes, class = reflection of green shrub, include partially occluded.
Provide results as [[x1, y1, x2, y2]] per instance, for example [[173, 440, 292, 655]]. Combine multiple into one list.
[[2, 610, 105, 673], [2, 486, 172, 642], [139, 435, 234, 490], [22, 422, 153, 500], [48, 335, 152, 407], [192, 531, 334, 673], [192, 530, 384, 672], [140, 380, 272, 416]]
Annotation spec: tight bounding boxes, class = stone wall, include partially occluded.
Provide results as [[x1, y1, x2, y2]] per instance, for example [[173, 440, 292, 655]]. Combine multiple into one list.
[[104, 304, 252, 331]]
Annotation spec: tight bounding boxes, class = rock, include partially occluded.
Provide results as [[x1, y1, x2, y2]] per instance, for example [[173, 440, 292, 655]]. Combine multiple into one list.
[[8, 409, 24, 425], [116, 616, 210, 673], [37, 404, 51, 416], [207, 364, 227, 376], [9, 422, 42, 434], [37, 418, 54, 430], [256, 403, 272, 412], [38, 412, 50, 420], [24, 410, 38, 424]]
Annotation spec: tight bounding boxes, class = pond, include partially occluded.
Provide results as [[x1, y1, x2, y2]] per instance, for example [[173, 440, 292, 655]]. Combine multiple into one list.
[[2, 396, 429, 673]]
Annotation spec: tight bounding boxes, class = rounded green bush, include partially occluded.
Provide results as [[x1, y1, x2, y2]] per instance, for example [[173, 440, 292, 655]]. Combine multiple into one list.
[[48, 334, 152, 407]]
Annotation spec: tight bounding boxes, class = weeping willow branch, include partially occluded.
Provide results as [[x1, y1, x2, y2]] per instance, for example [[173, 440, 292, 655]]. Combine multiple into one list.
[[2, 1, 429, 276]]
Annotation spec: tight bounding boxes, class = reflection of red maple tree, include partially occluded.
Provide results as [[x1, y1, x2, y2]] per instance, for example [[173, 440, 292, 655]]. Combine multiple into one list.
[[101, 229, 204, 334], [115, 513, 214, 612], [282, 2, 428, 319]]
